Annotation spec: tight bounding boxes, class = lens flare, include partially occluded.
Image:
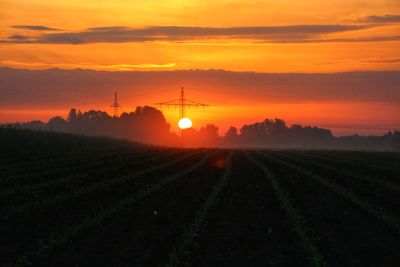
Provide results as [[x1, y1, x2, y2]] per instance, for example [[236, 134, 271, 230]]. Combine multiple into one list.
[[178, 117, 192, 129]]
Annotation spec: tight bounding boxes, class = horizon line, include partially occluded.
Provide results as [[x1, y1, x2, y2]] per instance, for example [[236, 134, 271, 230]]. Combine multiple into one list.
[[1, 66, 400, 75]]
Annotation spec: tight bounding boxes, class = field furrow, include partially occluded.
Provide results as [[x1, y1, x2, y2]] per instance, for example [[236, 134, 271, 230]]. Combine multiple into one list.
[[0, 150, 178, 207], [0, 149, 136, 178], [258, 151, 400, 234], [41, 150, 228, 267], [0, 149, 163, 188], [252, 151, 400, 266], [184, 151, 309, 267], [2, 129, 400, 267], [290, 151, 400, 179], [1, 151, 203, 263], [165, 151, 234, 267], [2, 150, 217, 267], [268, 151, 400, 217], [246, 151, 325, 267], [307, 151, 400, 167], [0, 150, 201, 219]]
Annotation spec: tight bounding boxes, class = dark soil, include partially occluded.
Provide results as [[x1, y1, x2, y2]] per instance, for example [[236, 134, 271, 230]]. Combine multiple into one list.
[[0, 150, 207, 266], [186, 151, 308, 267], [41, 150, 228, 267], [252, 152, 400, 267], [2, 134, 400, 267], [271, 151, 400, 217]]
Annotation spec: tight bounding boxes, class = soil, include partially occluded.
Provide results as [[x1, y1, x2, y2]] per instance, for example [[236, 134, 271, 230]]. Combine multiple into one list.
[[2, 146, 400, 267], [186, 151, 308, 267]]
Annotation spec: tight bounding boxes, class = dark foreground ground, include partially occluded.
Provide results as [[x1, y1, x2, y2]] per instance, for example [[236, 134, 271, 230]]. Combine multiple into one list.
[[1, 129, 400, 267]]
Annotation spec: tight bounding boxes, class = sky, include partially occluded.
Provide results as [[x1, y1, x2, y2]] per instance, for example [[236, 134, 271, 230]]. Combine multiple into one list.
[[0, 0, 399, 135]]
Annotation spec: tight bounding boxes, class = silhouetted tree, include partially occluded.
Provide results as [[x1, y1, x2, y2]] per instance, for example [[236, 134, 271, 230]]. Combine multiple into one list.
[[393, 131, 400, 151], [6, 110, 399, 150], [224, 127, 239, 146], [48, 116, 67, 131], [67, 108, 77, 122], [199, 124, 220, 147]]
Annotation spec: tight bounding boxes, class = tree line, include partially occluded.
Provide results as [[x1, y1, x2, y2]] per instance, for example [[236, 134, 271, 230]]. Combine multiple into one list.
[[3, 107, 399, 151]]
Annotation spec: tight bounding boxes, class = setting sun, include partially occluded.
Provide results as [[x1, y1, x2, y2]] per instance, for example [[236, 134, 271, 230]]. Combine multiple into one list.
[[178, 118, 193, 129]]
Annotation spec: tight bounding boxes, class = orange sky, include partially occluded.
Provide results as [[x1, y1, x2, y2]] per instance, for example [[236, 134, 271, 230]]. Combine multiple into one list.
[[0, 0, 399, 135], [1, 0, 400, 72]]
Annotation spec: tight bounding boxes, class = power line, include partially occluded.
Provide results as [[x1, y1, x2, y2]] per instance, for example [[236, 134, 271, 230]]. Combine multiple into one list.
[[186, 87, 400, 102], [155, 87, 209, 120]]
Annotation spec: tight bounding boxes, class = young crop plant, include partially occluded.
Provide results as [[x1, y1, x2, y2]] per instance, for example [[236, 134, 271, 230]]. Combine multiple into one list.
[[246, 151, 326, 267], [0, 149, 177, 205], [0, 149, 159, 187], [258, 151, 400, 236], [307, 151, 400, 170], [294, 151, 400, 176], [8, 151, 218, 267], [0, 150, 122, 181], [0, 149, 124, 177], [270, 151, 400, 194], [165, 151, 234, 267], [1, 151, 200, 219]]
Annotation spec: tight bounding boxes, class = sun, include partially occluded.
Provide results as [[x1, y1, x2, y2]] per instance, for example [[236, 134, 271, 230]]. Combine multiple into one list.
[[178, 117, 193, 129]]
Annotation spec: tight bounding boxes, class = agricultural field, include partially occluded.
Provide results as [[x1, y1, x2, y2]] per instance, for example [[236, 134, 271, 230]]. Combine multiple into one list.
[[1, 129, 400, 266]]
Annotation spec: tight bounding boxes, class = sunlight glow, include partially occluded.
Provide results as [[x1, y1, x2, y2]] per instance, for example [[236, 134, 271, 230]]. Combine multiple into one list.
[[178, 117, 193, 129]]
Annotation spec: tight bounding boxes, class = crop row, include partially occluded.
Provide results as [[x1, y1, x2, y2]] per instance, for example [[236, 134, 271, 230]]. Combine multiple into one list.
[[9, 151, 217, 267], [0, 149, 162, 188], [0, 150, 179, 207], [0, 149, 135, 177], [307, 151, 400, 167], [246, 151, 325, 267], [270, 151, 400, 194], [166, 151, 234, 267], [304, 151, 400, 169], [1, 150, 201, 219], [292, 151, 400, 176], [257, 151, 400, 235]]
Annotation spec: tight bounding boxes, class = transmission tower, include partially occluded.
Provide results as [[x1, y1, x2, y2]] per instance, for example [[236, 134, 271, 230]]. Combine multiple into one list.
[[155, 87, 209, 120], [110, 91, 122, 117]]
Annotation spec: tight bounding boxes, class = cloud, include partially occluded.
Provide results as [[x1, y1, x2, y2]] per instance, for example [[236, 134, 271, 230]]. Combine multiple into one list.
[[8, 35, 31, 41], [0, 60, 176, 70], [1, 24, 377, 44], [11, 25, 62, 31], [359, 14, 400, 24], [363, 58, 400, 64], [265, 35, 400, 43], [1, 68, 399, 110]]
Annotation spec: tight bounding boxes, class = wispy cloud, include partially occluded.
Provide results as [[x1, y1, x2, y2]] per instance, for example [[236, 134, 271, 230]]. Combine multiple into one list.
[[1, 24, 379, 44], [358, 14, 400, 24], [11, 25, 62, 31], [0, 60, 176, 70], [363, 58, 400, 64], [268, 35, 400, 43]]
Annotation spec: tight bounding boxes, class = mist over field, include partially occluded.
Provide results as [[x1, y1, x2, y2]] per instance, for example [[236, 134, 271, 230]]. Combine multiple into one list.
[[4, 106, 399, 151]]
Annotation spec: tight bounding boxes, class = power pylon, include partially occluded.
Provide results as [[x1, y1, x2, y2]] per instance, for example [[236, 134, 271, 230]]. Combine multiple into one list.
[[110, 92, 122, 117], [155, 87, 209, 120]]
